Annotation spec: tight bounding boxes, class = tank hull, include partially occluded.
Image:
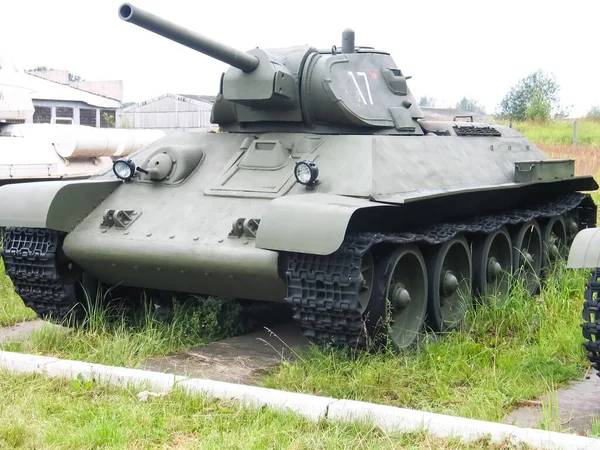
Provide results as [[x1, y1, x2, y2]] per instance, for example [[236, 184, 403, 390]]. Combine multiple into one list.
[[63, 234, 286, 302], [36, 126, 595, 305]]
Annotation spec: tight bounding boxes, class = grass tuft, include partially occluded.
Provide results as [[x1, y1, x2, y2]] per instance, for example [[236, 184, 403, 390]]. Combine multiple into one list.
[[1, 285, 280, 368]]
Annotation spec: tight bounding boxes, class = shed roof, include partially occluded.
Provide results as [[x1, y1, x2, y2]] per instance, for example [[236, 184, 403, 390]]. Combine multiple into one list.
[[24, 73, 120, 109]]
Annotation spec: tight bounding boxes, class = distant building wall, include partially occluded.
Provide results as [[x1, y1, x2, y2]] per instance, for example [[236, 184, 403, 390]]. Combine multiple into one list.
[[120, 94, 214, 131]]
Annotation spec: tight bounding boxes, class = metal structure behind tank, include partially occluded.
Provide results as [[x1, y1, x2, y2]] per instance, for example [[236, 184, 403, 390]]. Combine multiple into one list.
[[0, 3, 597, 351]]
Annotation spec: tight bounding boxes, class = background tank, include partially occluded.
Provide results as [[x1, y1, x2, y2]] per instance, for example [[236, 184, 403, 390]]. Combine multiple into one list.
[[0, 3, 597, 350], [566, 229, 600, 376], [0, 55, 165, 185]]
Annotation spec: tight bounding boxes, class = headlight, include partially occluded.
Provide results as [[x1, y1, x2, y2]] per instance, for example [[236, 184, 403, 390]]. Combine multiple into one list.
[[294, 160, 319, 185], [113, 158, 136, 181]]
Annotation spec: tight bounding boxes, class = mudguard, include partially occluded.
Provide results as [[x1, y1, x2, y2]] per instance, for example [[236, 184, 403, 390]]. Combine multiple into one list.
[[567, 227, 600, 269], [0, 179, 120, 232], [255, 193, 392, 255]]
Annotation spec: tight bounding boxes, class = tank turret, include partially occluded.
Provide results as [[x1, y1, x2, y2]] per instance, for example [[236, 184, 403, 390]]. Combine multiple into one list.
[[118, 3, 424, 133]]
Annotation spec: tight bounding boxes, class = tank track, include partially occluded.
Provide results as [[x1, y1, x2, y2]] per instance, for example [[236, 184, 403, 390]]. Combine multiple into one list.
[[581, 268, 600, 376], [286, 192, 593, 347], [0, 193, 594, 339], [1, 227, 78, 320]]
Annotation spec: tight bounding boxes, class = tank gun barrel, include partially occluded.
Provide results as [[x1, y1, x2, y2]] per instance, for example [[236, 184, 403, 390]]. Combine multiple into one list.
[[118, 3, 259, 73]]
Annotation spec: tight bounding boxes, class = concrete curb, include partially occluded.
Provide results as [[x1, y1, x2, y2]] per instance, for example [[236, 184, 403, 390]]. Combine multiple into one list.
[[1, 350, 598, 450]]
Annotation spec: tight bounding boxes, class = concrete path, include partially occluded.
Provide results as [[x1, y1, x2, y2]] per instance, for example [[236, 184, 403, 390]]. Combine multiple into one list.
[[505, 368, 600, 435], [142, 322, 311, 384], [0, 320, 46, 343]]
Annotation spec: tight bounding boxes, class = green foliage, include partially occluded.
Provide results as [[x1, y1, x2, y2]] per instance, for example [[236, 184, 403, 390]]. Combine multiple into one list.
[[455, 97, 486, 114], [0, 288, 259, 368], [498, 70, 565, 122], [586, 106, 600, 122], [263, 261, 591, 423], [526, 90, 552, 122], [0, 260, 37, 326], [498, 119, 600, 147], [419, 95, 437, 107], [101, 111, 116, 128]]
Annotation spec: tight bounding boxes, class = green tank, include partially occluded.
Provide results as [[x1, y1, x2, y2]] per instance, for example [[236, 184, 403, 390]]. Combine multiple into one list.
[[0, 3, 597, 349]]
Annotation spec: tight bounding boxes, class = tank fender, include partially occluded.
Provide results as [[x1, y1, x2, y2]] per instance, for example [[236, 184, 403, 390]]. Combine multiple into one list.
[[567, 228, 600, 269], [0, 179, 120, 231], [255, 193, 392, 255]]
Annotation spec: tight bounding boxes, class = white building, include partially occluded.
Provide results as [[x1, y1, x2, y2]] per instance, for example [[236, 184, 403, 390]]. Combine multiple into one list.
[[20, 70, 122, 128]]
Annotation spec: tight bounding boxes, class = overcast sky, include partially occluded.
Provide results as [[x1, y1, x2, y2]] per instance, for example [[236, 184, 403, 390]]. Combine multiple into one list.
[[1, 0, 598, 117]]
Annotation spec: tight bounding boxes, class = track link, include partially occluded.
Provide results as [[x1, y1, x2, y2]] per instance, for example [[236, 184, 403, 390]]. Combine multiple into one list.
[[1, 227, 80, 320], [286, 192, 594, 347]]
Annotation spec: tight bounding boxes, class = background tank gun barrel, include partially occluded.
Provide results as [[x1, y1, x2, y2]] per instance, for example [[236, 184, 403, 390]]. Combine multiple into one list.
[[118, 3, 260, 73]]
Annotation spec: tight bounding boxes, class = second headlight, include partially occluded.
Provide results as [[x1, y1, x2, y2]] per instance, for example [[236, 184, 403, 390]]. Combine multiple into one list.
[[294, 160, 319, 185]]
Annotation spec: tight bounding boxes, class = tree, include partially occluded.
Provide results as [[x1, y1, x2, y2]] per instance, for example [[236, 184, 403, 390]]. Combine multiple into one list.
[[418, 96, 436, 107], [497, 70, 564, 122], [586, 106, 600, 122], [455, 97, 485, 114]]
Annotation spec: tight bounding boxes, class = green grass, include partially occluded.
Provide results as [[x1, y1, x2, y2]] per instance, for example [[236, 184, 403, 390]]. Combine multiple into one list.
[[1, 291, 261, 368], [495, 119, 600, 147], [0, 260, 37, 327], [261, 261, 592, 424], [0, 370, 531, 449]]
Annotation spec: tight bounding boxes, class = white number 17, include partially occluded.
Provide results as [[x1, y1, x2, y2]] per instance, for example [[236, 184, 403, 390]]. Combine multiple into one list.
[[348, 71, 374, 105]]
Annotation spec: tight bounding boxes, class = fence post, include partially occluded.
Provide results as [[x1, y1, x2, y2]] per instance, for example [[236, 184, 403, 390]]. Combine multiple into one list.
[[573, 118, 579, 146]]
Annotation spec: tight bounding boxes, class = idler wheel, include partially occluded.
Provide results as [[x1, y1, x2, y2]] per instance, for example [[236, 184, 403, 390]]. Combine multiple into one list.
[[541, 216, 567, 278], [425, 236, 472, 332], [472, 227, 513, 303], [363, 244, 428, 349], [511, 220, 543, 296]]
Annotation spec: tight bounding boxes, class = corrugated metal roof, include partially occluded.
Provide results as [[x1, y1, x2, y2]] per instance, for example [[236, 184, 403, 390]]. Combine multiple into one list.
[[22, 73, 120, 109], [122, 93, 215, 112], [177, 94, 216, 104]]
